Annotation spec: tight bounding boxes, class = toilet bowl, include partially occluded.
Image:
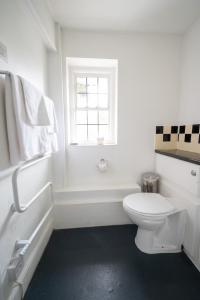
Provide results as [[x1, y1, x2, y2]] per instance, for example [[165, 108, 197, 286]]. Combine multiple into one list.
[[123, 193, 186, 254]]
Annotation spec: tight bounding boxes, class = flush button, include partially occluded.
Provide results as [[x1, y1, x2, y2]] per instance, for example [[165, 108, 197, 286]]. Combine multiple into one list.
[[191, 170, 197, 176]]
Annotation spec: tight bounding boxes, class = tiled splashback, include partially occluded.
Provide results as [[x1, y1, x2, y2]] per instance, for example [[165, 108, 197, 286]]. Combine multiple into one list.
[[155, 124, 200, 154]]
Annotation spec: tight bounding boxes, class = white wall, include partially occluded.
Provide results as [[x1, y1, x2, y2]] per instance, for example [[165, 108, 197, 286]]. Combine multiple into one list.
[[58, 30, 181, 188], [0, 1, 53, 299], [179, 17, 200, 124]]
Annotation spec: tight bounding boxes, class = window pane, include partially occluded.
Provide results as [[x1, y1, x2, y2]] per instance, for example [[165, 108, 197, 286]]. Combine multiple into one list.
[[77, 77, 86, 93], [98, 78, 108, 93], [88, 110, 98, 124], [88, 94, 98, 108], [76, 111, 87, 124], [98, 94, 108, 108], [76, 125, 87, 142], [87, 77, 97, 93], [99, 125, 109, 140], [88, 125, 98, 142], [99, 111, 109, 124], [77, 94, 87, 108]]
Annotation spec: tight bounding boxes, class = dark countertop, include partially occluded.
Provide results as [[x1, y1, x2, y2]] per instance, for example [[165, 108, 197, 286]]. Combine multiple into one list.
[[155, 149, 200, 165]]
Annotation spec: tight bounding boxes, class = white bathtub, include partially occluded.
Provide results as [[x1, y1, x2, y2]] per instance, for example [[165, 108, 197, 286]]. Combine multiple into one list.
[[53, 184, 141, 229]]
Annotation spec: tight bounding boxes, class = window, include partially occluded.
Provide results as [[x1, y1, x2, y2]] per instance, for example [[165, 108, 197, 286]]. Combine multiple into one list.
[[67, 58, 118, 145]]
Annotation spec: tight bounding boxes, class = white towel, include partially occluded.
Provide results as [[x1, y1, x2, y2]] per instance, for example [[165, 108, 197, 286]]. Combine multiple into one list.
[[20, 76, 50, 126], [5, 73, 58, 165], [5, 75, 21, 165], [43, 96, 58, 134]]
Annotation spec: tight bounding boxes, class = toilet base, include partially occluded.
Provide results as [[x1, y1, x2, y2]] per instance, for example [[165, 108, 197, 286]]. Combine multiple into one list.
[[135, 227, 182, 254]]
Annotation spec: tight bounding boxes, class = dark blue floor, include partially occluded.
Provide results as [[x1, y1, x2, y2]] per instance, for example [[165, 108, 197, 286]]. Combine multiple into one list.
[[24, 225, 200, 300]]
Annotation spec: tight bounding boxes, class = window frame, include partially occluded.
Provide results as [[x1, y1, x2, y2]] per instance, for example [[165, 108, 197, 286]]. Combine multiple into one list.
[[67, 66, 117, 146]]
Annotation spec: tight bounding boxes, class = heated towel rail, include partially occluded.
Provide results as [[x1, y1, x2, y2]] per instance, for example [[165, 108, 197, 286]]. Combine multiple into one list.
[[12, 155, 52, 213], [0, 71, 53, 213], [0, 70, 10, 76]]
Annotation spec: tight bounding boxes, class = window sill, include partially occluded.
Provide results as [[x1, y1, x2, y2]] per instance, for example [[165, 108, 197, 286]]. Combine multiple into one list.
[[69, 142, 118, 147]]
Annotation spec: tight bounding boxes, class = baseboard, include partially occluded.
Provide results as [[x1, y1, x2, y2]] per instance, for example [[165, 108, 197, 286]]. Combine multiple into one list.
[[184, 249, 200, 272], [7, 208, 53, 300], [54, 201, 132, 229]]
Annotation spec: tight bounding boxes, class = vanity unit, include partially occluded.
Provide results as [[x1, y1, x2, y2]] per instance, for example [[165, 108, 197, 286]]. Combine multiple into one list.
[[156, 150, 200, 270]]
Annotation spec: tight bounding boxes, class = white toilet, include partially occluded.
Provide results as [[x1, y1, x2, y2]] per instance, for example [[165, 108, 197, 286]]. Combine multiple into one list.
[[123, 193, 186, 254], [122, 153, 200, 257]]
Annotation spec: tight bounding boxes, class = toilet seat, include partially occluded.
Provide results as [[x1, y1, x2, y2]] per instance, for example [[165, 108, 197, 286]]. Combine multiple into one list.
[[123, 193, 175, 217]]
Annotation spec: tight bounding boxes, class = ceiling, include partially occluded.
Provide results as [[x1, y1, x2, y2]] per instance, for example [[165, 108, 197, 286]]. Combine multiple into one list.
[[46, 0, 200, 34]]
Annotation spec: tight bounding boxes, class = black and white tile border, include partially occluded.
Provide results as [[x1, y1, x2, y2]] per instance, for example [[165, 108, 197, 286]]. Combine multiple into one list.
[[156, 124, 200, 144]]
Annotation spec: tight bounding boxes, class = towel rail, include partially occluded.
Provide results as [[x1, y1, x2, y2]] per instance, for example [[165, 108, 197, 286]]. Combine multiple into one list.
[[12, 155, 52, 213], [15, 206, 53, 255], [0, 70, 10, 76], [0, 70, 54, 213]]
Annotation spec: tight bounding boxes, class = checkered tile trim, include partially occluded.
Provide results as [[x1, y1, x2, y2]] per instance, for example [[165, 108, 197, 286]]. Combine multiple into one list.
[[156, 124, 200, 143]]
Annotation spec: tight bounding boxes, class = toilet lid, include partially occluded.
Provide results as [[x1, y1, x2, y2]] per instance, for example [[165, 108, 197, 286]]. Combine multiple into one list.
[[123, 193, 174, 216]]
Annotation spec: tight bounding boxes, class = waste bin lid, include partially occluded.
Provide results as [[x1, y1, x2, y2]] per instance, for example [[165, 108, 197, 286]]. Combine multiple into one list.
[[142, 172, 160, 182]]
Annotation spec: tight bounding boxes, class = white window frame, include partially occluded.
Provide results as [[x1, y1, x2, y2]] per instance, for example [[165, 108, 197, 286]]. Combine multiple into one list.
[[67, 65, 118, 146]]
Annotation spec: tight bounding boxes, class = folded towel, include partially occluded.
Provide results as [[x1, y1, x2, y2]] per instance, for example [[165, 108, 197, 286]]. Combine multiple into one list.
[[5, 73, 58, 165], [20, 76, 50, 126]]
